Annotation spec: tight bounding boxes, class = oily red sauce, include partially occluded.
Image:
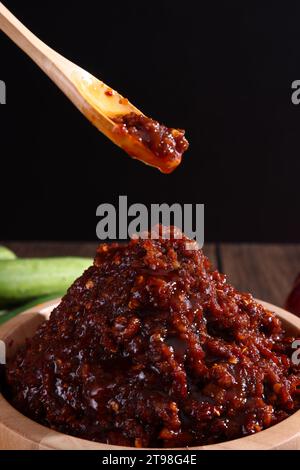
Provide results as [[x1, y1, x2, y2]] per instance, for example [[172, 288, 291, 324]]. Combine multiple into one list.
[[113, 113, 189, 172], [5, 227, 300, 447]]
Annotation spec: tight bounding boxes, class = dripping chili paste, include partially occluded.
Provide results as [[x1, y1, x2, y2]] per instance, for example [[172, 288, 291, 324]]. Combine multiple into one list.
[[4, 227, 300, 447], [113, 113, 189, 173]]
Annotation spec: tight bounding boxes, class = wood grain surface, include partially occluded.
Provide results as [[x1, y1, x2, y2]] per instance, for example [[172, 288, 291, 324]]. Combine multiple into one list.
[[220, 244, 300, 307]]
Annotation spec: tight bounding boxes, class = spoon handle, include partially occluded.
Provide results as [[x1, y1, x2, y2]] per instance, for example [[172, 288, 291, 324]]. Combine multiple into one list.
[[0, 3, 79, 97], [0, 3, 186, 173], [0, 3, 131, 143]]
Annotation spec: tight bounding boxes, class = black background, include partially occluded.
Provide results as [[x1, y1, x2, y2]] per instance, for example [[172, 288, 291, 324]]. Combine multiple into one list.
[[1, 0, 299, 242]]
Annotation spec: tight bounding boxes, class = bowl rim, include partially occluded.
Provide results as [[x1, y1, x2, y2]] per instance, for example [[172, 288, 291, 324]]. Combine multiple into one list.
[[0, 298, 299, 450]]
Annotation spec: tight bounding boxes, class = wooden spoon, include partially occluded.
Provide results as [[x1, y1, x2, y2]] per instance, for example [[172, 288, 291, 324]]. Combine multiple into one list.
[[0, 3, 188, 173]]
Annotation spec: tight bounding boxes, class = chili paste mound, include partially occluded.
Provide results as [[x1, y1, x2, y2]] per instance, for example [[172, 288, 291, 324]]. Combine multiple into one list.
[[5, 227, 300, 447]]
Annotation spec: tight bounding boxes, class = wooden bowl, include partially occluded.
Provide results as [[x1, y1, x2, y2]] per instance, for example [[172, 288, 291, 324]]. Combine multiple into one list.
[[0, 299, 299, 450]]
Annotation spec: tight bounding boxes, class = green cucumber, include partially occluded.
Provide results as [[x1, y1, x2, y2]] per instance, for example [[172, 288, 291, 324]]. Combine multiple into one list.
[[0, 293, 64, 325], [0, 246, 16, 260], [0, 257, 92, 306]]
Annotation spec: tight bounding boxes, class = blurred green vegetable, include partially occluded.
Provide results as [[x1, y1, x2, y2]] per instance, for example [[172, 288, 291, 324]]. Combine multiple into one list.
[[0, 257, 92, 307], [0, 246, 16, 260]]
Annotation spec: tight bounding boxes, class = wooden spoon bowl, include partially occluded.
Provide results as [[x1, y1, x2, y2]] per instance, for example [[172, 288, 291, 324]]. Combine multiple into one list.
[[0, 299, 299, 450]]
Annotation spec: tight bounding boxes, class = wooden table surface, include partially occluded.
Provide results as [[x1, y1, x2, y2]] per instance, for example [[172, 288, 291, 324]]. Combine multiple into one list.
[[2, 242, 300, 309]]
